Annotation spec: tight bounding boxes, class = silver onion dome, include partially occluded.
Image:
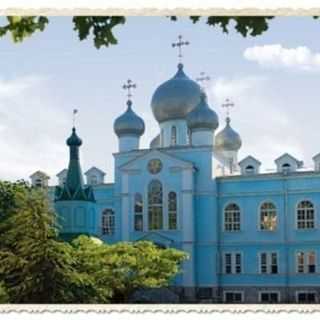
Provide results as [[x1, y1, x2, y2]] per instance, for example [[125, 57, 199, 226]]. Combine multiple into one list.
[[151, 63, 201, 123], [186, 91, 219, 131], [114, 100, 145, 137], [215, 117, 242, 151], [150, 134, 161, 149]]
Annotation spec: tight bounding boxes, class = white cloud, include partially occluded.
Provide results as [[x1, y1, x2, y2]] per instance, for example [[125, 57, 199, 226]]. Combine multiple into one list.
[[209, 75, 307, 171], [0, 75, 69, 183], [244, 44, 320, 71]]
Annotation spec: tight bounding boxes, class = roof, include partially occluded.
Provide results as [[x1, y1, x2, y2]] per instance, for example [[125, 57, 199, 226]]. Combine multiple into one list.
[[84, 166, 106, 176], [239, 155, 262, 166], [30, 170, 50, 179], [56, 168, 68, 177], [274, 153, 303, 167]]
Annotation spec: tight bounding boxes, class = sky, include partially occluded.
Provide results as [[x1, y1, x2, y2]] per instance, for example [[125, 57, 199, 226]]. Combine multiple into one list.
[[0, 16, 320, 184]]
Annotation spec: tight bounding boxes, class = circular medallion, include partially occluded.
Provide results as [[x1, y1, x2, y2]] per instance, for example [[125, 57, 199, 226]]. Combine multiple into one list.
[[148, 159, 162, 174]]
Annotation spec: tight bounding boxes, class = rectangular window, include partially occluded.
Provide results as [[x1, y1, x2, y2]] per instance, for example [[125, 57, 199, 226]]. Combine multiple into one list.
[[296, 251, 316, 274], [260, 292, 280, 303], [297, 292, 317, 303], [224, 253, 242, 274], [224, 291, 243, 303], [260, 252, 278, 274]]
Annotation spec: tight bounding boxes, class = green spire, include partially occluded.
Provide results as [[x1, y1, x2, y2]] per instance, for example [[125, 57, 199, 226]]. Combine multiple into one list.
[[55, 127, 95, 202]]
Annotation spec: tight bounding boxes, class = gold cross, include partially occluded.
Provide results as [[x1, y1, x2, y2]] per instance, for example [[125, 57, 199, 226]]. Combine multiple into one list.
[[172, 35, 189, 63], [222, 98, 234, 117], [196, 72, 210, 88], [122, 79, 137, 100]]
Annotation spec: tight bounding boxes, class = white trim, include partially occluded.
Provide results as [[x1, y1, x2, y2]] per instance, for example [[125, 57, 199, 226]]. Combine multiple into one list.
[[258, 251, 279, 274], [222, 251, 243, 274], [295, 250, 317, 274], [223, 290, 244, 303], [222, 201, 242, 232], [257, 200, 278, 232], [295, 199, 317, 230], [258, 291, 281, 303], [296, 290, 318, 303]]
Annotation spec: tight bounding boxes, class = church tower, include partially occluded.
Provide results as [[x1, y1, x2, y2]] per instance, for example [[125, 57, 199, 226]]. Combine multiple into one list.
[[54, 121, 98, 240]]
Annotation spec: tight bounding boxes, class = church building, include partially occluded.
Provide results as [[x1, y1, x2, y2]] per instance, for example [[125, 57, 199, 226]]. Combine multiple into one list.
[[31, 37, 320, 303]]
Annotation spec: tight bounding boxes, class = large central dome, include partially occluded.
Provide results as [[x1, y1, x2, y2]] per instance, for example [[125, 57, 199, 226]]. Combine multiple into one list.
[[151, 63, 201, 123]]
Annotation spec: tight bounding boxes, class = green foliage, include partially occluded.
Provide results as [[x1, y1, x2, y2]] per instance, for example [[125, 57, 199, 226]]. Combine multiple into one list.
[[0, 181, 187, 303], [0, 15, 279, 49], [72, 16, 126, 48], [0, 182, 87, 303], [187, 16, 274, 37], [0, 283, 9, 303], [72, 236, 188, 302], [0, 16, 48, 42]]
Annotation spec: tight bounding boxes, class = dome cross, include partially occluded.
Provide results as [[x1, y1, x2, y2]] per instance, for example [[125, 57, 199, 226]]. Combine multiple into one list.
[[122, 79, 137, 100], [222, 98, 235, 118], [72, 109, 78, 128], [172, 35, 189, 63], [196, 72, 210, 89]]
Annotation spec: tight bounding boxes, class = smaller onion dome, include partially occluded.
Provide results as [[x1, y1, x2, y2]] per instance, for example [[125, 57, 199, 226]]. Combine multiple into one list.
[[186, 91, 219, 131], [215, 117, 242, 151], [114, 100, 145, 137], [66, 127, 82, 146], [150, 134, 160, 149]]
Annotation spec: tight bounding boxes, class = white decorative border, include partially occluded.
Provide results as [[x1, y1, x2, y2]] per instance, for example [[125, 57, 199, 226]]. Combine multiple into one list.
[[1, 304, 320, 313], [1, 0, 320, 313]]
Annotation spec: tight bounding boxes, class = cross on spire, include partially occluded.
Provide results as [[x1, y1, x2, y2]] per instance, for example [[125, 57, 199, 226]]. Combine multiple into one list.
[[222, 98, 235, 117], [122, 79, 137, 100], [72, 109, 78, 128], [196, 72, 210, 88], [172, 35, 189, 63]]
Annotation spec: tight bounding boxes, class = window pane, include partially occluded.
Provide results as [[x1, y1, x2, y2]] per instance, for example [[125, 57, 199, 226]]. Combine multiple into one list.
[[148, 180, 163, 230]]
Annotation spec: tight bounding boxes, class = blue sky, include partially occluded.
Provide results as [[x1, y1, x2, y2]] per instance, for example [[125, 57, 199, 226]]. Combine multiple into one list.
[[0, 16, 320, 183]]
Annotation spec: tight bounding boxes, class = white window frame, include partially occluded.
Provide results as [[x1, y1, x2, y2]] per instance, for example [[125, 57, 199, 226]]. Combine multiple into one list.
[[134, 193, 143, 232], [296, 291, 317, 303], [259, 201, 277, 231], [168, 191, 178, 230], [259, 251, 279, 274], [223, 291, 244, 303], [259, 291, 280, 303], [102, 209, 115, 235], [223, 252, 243, 274], [224, 203, 241, 232], [296, 200, 315, 230], [171, 126, 177, 146], [295, 250, 317, 274]]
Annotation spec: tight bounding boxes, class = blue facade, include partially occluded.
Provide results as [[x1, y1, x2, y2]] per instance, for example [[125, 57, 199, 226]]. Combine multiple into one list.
[[35, 62, 320, 303]]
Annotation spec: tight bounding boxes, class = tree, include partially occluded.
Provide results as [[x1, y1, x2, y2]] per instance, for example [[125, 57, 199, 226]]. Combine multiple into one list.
[[72, 236, 188, 303], [0, 15, 296, 49], [0, 181, 188, 303], [0, 182, 88, 303], [0, 283, 9, 303]]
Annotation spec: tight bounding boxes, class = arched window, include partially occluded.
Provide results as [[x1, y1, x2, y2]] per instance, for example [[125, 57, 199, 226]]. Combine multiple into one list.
[[171, 126, 177, 146], [168, 191, 177, 230], [134, 193, 143, 231], [224, 203, 241, 231], [282, 163, 291, 173], [297, 200, 315, 229], [260, 202, 277, 231], [148, 180, 163, 230], [102, 209, 115, 235], [245, 165, 255, 174]]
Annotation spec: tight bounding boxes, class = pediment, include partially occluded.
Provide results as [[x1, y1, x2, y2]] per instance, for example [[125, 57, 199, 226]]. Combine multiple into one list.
[[119, 149, 194, 172]]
